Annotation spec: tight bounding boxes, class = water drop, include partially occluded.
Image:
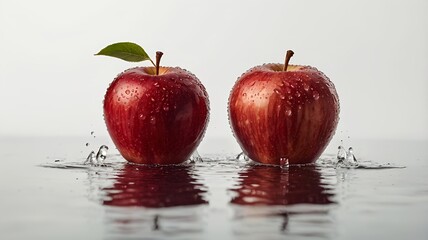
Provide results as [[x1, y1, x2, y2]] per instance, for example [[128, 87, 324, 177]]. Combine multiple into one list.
[[346, 147, 358, 166], [96, 145, 109, 164], [313, 91, 320, 100], [163, 106, 169, 111], [150, 116, 156, 124], [125, 89, 130, 95], [285, 109, 292, 116], [151, 98, 155, 102], [236, 152, 250, 161], [84, 151, 96, 165], [303, 83, 310, 91], [337, 145, 347, 162]]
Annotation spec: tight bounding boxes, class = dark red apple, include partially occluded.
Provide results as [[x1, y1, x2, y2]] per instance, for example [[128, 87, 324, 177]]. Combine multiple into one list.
[[97, 43, 209, 164], [228, 50, 339, 165]]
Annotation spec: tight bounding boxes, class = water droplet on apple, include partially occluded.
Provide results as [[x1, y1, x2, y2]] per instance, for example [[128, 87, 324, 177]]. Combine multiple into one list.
[[242, 93, 247, 97], [285, 109, 292, 116], [154, 82, 159, 87], [280, 157, 289, 169], [274, 89, 286, 100], [151, 98, 155, 102], [249, 81, 256, 86], [163, 105, 169, 111], [117, 97, 121, 102], [296, 92, 301, 97], [303, 83, 310, 91], [313, 91, 320, 100], [125, 89, 130, 95], [150, 116, 156, 124]]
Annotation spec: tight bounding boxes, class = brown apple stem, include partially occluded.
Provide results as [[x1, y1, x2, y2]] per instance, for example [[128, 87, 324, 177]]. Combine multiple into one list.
[[155, 51, 163, 76], [283, 50, 294, 71]]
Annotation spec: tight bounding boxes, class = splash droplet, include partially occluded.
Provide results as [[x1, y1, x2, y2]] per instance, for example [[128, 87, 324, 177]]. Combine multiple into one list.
[[84, 151, 96, 165], [96, 145, 109, 164]]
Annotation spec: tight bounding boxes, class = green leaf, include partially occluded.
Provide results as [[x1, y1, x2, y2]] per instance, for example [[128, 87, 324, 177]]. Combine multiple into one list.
[[95, 42, 153, 63]]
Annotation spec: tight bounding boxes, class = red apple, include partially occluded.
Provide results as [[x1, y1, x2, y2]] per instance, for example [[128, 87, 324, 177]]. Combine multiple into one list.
[[228, 50, 339, 165], [97, 43, 209, 164]]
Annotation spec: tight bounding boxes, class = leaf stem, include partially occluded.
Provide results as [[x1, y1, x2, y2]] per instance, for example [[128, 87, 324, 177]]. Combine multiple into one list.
[[283, 50, 294, 71], [155, 51, 163, 76]]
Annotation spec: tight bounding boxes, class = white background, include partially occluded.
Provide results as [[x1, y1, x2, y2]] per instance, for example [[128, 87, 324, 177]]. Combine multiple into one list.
[[1, 0, 427, 150]]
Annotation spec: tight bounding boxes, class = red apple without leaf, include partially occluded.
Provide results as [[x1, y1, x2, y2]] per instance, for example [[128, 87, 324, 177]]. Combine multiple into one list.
[[97, 43, 209, 164], [228, 50, 339, 165]]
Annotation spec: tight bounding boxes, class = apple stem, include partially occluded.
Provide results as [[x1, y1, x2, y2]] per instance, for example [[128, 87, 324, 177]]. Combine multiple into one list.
[[155, 51, 163, 76], [283, 50, 294, 71]]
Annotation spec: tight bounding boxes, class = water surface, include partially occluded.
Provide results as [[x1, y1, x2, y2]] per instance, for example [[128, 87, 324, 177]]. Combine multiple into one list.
[[0, 137, 427, 239]]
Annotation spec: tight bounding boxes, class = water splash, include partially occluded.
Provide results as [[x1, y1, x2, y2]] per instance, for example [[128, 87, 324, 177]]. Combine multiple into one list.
[[337, 145, 347, 163], [336, 145, 358, 168], [189, 150, 203, 163], [96, 145, 109, 164], [333, 145, 404, 169], [236, 152, 249, 161], [84, 151, 96, 165], [346, 147, 358, 166]]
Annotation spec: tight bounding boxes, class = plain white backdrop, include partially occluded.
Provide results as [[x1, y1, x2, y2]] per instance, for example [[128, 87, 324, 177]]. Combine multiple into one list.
[[1, 0, 427, 148]]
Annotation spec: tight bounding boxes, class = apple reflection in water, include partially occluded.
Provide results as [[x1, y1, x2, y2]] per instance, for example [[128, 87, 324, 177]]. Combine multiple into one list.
[[230, 165, 335, 206], [102, 164, 207, 208]]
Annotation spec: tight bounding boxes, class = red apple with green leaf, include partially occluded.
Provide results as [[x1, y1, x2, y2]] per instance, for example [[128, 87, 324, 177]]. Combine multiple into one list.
[[228, 50, 339, 165], [96, 42, 209, 164]]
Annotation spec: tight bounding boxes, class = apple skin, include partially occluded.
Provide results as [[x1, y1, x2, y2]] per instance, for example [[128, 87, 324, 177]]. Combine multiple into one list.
[[104, 66, 209, 165], [228, 64, 339, 165]]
